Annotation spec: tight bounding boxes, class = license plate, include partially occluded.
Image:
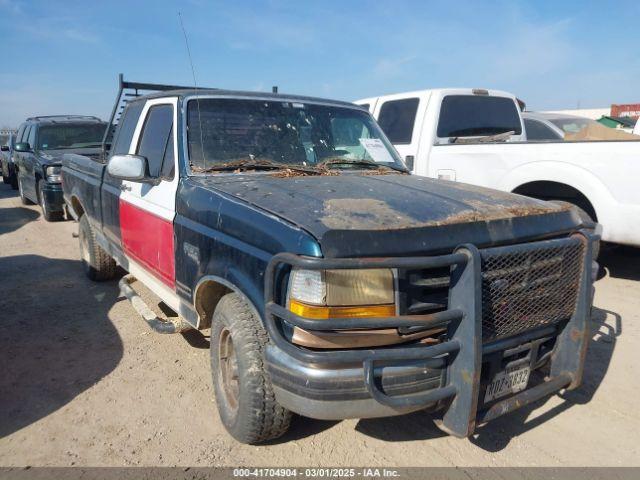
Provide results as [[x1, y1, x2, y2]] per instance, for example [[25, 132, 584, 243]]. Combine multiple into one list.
[[484, 365, 531, 403]]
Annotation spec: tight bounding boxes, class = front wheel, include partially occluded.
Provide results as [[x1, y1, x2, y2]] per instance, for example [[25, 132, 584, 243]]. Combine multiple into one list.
[[78, 214, 116, 281], [210, 293, 291, 444], [38, 181, 64, 222]]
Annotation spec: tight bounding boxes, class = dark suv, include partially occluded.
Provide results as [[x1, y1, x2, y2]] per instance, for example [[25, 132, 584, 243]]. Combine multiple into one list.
[[14, 115, 107, 221]]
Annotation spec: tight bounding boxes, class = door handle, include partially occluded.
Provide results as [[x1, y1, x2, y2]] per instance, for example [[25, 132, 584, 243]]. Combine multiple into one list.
[[437, 169, 456, 181], [120, 184, 131, 191]]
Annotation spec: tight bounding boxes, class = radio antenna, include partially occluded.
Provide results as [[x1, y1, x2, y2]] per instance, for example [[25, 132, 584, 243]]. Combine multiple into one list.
[[178, 12, 205, 169]]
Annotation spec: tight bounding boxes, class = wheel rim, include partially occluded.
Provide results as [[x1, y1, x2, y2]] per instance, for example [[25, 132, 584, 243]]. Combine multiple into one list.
[[218, 327, 240, 412], [79, 225, 90, 265]]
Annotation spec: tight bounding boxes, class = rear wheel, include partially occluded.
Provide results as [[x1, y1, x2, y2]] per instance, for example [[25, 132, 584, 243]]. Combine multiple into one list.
[[210, 293, 291, 444], [38, 180, 64, 222], [78, 214, 116, 281]]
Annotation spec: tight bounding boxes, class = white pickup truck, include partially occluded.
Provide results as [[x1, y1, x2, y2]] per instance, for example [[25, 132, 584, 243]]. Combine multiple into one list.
[[356, 88, 640, 247]]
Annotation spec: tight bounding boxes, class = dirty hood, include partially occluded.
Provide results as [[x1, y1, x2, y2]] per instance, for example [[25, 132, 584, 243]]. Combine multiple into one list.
[[204, 173, 582, 257]]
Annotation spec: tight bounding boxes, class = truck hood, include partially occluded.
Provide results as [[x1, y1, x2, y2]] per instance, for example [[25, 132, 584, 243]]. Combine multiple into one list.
[[198, 173, 582, 257]]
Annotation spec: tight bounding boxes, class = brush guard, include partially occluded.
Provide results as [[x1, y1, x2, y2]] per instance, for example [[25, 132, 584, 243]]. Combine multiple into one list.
[[265, 231, 596, 437]]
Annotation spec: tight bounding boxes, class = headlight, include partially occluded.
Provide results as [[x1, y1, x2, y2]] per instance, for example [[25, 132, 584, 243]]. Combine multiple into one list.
[[288, 268, 395, 319], [46, 166, 62, 183]]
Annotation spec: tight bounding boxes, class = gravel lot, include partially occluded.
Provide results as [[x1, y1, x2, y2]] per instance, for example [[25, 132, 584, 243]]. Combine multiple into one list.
[[0, 179, 639, 467]]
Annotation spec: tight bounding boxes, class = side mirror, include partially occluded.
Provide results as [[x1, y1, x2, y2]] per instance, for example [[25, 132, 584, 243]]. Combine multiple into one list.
[[14, 142, 31, 152], [107, 154, 149, 182], [0, 145, 9, 152]]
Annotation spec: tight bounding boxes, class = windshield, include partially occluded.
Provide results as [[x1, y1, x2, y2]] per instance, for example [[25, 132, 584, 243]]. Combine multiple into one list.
[[187, 98, 404, 172], [37, 123, 107, 150]]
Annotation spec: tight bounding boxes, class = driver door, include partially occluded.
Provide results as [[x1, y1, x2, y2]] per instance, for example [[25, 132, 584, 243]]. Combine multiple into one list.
[[118, 97, 179, 308]]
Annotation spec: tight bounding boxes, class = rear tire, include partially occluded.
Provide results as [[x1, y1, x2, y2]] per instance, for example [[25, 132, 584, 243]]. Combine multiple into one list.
[[38, 180, 64, 222], [10, 173, 18, 190], [78, 214, 116, 281], [210, 293, 291, 444]]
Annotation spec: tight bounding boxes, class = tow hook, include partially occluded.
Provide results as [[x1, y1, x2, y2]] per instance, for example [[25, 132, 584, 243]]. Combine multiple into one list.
[[118, 274, 190, 334]]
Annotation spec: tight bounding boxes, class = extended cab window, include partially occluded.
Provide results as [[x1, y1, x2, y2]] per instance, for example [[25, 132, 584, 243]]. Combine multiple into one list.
[[136, 104, 174, 179], [377, 98, 419, 144], [112, 102, 145, 155], [437, 95, 522, 138], [524, 118, 563, 141]]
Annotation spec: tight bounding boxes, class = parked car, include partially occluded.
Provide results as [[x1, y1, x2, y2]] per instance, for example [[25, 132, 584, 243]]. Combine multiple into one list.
[[634, 118, 640, 136], [13, 115, 107, 221], [356, 88, 640, 247], [63, 77, 598, 444], [1, 132, 18, 189]]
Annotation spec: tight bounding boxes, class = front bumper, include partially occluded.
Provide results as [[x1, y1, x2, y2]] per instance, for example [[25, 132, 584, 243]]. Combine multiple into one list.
[[41, 183, 64, 212], [264, 232, 597, 437]]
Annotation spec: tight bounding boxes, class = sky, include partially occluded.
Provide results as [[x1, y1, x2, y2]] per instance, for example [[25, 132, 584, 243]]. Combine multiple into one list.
[[0, 0, 639, 127]]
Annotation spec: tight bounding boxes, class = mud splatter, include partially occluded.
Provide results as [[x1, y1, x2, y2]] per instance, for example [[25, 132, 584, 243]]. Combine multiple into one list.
[[321, 198, 420, 230]]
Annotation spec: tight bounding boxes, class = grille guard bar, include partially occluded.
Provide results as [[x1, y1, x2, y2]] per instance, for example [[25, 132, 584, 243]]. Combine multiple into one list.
[[264, 231, 597, 437]]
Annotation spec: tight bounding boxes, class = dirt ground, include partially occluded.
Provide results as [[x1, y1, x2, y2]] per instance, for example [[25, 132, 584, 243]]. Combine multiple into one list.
[[0, 179, 639, 467]]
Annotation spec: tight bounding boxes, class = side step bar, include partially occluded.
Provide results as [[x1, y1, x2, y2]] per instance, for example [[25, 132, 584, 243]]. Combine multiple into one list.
[[118, 274, 190, 334]]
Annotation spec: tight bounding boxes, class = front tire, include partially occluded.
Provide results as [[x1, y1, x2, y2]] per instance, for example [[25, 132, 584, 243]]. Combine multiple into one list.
[[78, 214, 116, 281], [210, 293, 291, 444], [38, 181, 64, 222]]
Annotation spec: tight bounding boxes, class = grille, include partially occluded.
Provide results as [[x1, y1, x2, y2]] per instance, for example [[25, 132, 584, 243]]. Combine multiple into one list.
[[480, 237, 585, 342]]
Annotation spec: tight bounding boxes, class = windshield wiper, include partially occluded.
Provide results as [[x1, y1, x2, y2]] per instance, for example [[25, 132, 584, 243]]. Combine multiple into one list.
[[318, 158, 408, 173], [191, 158, 321, 175]]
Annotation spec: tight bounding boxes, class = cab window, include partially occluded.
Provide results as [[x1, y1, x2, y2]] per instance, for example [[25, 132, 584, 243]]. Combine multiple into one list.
[[377, 98, 419, 144], [136, 104, 174, 180]]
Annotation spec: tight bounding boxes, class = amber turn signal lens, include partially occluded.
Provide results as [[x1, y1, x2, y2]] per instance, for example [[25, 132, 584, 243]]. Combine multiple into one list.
[[289, 300, 395, 319]]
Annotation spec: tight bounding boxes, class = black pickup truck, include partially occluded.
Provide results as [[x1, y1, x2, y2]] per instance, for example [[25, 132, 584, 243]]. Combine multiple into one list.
[[13, 115, 107, 221], [62, 77, 598, 444]]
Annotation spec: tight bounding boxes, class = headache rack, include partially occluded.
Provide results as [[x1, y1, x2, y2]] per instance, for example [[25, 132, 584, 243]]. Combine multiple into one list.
[[265, 232, 596, 437], [101, 73, 215, 160]]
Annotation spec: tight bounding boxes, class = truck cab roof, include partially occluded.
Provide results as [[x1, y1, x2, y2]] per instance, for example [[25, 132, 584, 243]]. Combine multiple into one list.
[[355, 87, 518, 108], [130, 88, 360, 110]]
